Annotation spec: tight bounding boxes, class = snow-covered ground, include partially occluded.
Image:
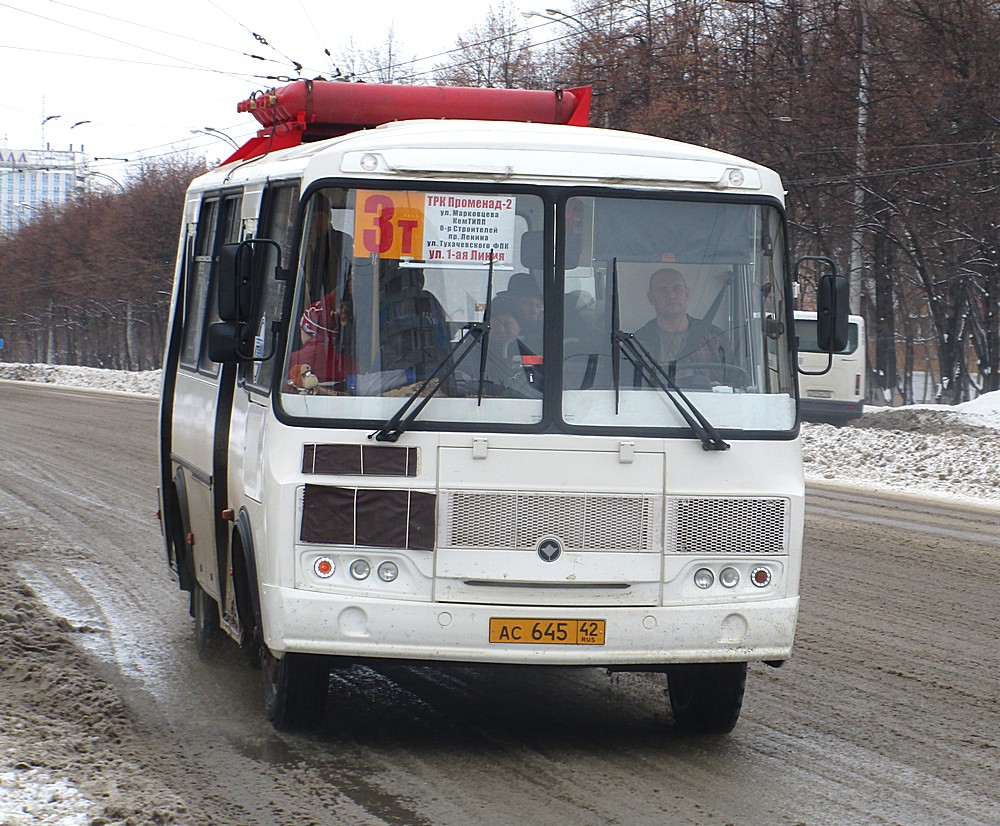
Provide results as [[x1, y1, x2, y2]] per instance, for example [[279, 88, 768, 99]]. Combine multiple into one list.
[[3, 360, 1000, 507]]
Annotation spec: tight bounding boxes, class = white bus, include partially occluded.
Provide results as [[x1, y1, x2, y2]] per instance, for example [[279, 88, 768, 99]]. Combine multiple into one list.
[[158, 80, 847, 734], [795, 310, 866, 424]]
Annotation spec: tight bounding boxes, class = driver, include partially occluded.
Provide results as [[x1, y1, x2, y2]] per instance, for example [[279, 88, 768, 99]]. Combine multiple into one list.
[[633, 268, 728, 382]]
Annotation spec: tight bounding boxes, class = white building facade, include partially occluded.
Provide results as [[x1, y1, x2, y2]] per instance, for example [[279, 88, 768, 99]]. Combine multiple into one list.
[[0, 145, 87, 235]]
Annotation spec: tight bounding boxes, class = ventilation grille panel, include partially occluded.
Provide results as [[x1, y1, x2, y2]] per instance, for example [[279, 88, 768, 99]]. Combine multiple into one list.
[[443, 490, 659, 552], [668, 496, 788, 554]]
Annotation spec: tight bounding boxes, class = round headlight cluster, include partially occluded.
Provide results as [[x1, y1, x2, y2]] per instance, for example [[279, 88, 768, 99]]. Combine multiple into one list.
[[692, 565, 773, 590], [313, 556, 402, 584]]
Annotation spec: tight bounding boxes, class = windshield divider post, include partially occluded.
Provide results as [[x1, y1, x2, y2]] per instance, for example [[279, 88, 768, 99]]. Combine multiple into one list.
[[476, 252, 496, 406], [611, 258, 622, 414]]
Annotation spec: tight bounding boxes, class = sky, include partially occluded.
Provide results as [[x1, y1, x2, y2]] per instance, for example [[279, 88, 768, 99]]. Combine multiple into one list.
[[0, 0, 560, 183]]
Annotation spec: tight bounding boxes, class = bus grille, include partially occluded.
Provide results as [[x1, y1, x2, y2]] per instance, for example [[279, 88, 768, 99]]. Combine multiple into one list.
[[667, 497, 789, 554], [441, 490, 660, 552]]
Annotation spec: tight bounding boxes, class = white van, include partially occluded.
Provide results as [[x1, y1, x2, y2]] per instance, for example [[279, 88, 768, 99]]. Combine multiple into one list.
[[795, 310, 866, 424]]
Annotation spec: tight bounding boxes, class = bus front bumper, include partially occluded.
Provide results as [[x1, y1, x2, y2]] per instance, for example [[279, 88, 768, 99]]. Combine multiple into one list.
[[260, 585, 799, 665]]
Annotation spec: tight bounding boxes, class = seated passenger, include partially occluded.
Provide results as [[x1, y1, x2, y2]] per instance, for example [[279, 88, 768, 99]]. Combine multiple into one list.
[[288, 294, 357, 392], [499, 272, 543, 354], [633, 268, 728, 386], [379, 267, 451, 384], [483, 293, 523, 387]]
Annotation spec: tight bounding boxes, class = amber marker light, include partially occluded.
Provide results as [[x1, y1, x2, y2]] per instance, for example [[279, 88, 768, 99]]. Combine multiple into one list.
[[313, 557, 336, 578]]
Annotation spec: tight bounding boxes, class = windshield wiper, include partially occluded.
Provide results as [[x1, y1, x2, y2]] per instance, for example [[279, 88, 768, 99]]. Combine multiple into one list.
[[369, 324, 485, 442], [610, 259, 729, 452], [370, 257, 495, 443]]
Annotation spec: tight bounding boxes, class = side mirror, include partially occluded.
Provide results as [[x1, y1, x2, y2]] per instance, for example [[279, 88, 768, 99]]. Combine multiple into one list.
[[795, 256, 850, 377], [207, 321, 248, 363], [816, 268, 849, 352], [212, 238, 286, 363], [218, 242, 253, 323]]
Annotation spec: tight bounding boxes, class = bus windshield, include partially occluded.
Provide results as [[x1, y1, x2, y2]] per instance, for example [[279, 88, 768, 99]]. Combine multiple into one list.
[[278, 186, 795, 434], [561, 194, 794, 433]]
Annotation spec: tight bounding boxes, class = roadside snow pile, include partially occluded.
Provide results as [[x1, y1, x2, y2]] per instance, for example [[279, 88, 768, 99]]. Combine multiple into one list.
[[4, 362, 1000, 506], [803, 413, 1000, 504], [0, 363, 161, 396], [0, 768, 93, 826]]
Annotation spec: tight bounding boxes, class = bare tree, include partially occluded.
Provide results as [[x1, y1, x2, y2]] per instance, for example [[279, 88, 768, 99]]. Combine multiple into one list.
[[434, 1, 543, 88]]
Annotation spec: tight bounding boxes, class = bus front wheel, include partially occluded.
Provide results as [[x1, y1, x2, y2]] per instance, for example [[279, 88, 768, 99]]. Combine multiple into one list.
[[666, 662, 747, 734], [261, 649, 329, 731]]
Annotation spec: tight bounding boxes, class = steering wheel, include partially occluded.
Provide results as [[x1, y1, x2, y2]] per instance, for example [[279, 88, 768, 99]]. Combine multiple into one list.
[[670, 362, 751, 390]]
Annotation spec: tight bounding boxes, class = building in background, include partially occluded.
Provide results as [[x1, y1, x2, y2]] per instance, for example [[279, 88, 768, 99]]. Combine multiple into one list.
[[0, 143, 87, 235]]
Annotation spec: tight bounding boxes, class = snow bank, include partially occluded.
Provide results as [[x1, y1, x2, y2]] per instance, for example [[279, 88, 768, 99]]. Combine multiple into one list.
[[0, 363, 161, 396], [0, 768, 93, 826]]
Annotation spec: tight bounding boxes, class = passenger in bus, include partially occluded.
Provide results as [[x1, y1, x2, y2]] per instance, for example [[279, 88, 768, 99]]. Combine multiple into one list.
[[633, 267, 728, 386], [499, 272, 543, 353], [483, 293, 523, 387], [287, 293, 356, 392], [378, 267, 451, 384]]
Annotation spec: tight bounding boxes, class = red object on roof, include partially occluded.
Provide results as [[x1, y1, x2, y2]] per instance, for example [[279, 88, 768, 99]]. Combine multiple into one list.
[[223, 79, 592, 164]]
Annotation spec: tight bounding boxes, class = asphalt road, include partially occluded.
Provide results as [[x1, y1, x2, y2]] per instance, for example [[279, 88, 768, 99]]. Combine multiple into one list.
[[1, 380, 997, 825]]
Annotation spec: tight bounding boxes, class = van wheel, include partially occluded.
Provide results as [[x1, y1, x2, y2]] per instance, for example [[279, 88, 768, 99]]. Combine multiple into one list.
[[666, 662, 747, 734], [192, 581, 220, 659], [261, 649, 329, 731]]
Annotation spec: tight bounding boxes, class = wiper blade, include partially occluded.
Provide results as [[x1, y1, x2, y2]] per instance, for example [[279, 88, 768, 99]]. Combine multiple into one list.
[[615, 331, 730, 451], [369, 323, 484, 443]]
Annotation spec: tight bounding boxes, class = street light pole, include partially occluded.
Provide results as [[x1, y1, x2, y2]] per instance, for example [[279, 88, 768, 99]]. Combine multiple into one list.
[[521, 8, 589, 33], [191, 127, 240, 151]]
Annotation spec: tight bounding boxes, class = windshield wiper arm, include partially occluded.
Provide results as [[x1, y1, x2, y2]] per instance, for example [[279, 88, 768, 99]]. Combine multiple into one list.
[[369, 323, 485, 443], [609, 257, 727, 451], [615, 331, 730, 451]]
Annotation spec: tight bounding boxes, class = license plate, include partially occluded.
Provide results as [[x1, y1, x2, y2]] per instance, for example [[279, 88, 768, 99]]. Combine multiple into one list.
[[489, 618, 605, 645]]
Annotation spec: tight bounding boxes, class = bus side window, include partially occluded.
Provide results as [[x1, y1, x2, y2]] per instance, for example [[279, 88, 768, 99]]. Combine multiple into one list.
[[246, 184, 299, 391], [198, 195, 242, 373], [179, 199, 219, 368]]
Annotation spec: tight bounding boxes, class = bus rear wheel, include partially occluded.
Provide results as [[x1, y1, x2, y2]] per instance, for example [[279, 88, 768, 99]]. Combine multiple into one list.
[[666, 662, 747, 734], [261, 649, 329, 731]]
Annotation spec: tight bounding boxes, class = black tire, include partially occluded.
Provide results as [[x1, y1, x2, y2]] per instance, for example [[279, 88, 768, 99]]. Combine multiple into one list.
[[261, 649, 329, 731], [192, 581, 220, 659], [666, 662, 747, 734]]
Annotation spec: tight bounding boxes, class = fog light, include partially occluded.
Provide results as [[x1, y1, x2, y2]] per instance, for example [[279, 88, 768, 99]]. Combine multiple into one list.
[[694, 568, 714, 589], [720, 567, 740, 588], [349, 559, 371, 580], [377, 561, 399, 582], [750, 566, 772, 587], [313, 556, 336, 579]]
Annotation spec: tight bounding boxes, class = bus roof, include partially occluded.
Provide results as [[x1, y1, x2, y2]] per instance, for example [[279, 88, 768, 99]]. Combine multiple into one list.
[[192, 118, 785, 201]]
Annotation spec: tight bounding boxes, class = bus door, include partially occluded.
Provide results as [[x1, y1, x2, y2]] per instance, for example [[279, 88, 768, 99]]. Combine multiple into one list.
[[223, 184, 299, 629], [171, 192, 242, 603]]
